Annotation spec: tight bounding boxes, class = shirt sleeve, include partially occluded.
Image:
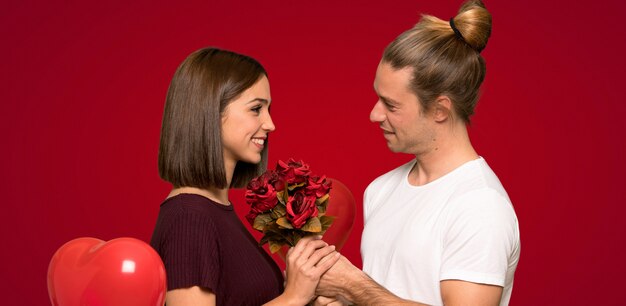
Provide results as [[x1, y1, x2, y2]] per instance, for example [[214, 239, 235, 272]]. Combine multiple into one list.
[[160, 208, 221, 292], [363, 185, 372, 222], [440, 188, 519, 287]]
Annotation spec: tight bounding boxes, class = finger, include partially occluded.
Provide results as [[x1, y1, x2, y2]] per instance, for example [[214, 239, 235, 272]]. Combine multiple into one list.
[[313, 251, 341, 274], [316, 296, 336, 303], [315, 296, 338, 305], [298, 239, 329, 263], [302, 245, 336, 270], [315, 248, 338, 267], [289, 235, 322, 261]]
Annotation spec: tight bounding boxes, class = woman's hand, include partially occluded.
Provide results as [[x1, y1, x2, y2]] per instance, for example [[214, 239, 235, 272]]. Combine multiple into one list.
[[311, 295, 349, 306], [271, 235, 340, 306]]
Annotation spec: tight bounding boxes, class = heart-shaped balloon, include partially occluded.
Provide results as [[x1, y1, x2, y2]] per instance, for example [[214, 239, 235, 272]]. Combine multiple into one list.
[[278, 178, 356, 259], [47, 237, 167, 306], [322, 178, 356, 250]]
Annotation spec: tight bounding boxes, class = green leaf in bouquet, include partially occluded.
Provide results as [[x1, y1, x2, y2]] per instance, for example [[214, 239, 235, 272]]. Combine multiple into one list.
[[269, 239, 284, 253], [285, 232, 295, 246], [270, 203, 287, 219], [319, 215, 335, 232], [301, 216, 322, 233], [259, 232, 276, 246], [287, 182, 305, 191], [264, 221, 281, 233], [277, 190, 288, 205], [317, 203, 327, 216], [291, 231, 304, 246], [315, 194, 330, 206], [276, 217, 294, 229], [253, 213, 273, 231], [316, 194, 330, 216], [265, 222, 290, 240], [260, 231, 285, 245]]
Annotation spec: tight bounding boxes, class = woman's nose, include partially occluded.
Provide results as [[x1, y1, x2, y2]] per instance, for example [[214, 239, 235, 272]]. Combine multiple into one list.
[[263, 113, 276, 132]]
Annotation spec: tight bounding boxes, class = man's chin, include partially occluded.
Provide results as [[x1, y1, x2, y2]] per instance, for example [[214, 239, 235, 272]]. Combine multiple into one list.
[[386, 143, 412, 154], [386, 142, 401, 153]]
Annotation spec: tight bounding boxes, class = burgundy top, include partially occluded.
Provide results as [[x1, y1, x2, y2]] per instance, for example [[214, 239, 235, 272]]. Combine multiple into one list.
[[150, 193, 283, 305]]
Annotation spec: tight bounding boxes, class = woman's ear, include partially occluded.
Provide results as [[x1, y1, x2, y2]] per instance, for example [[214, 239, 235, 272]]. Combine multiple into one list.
[[432, 95, 453, 123]]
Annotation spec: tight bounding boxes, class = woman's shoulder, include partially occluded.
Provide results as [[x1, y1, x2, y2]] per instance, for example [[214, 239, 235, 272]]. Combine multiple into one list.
[[161, 193, 232, 213], [156, 194, 223, 227], [154, 194, 224, 238]]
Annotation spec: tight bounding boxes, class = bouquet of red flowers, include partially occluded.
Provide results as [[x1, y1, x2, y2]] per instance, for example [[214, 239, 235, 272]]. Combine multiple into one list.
[[245, 159, 334, 253]]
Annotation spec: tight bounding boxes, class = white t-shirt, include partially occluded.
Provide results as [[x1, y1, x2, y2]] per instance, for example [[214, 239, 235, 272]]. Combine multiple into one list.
[[361, 157, 520, 306]]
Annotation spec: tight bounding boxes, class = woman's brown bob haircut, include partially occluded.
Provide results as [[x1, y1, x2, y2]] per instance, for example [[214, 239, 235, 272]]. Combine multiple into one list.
[[158, 47, 269, 189], [383, 0, 492, 123]]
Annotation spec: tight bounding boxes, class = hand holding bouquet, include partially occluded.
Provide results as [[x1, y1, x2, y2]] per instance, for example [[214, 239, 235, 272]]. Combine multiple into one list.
[[245, 159, 334, 253]]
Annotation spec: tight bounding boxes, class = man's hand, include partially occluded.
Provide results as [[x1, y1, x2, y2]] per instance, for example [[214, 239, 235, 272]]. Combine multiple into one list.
[[316, 255, 363, 299], [316, 256, 424, 305]]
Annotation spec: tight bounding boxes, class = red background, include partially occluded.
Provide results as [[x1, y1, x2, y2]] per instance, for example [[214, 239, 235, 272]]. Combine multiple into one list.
[[2, 1, 625, 305]]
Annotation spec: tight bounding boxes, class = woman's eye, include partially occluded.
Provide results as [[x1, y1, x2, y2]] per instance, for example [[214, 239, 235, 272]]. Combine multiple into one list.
[[251, 106, 262, 114]]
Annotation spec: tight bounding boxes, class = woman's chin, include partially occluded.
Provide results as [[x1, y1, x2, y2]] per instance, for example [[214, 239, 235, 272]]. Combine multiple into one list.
[[241, 155, 262, 165]]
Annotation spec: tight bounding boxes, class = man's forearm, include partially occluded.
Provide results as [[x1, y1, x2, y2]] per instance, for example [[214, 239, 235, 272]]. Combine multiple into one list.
[[342, 272, 428, 306], [316, 256, 429, 305]]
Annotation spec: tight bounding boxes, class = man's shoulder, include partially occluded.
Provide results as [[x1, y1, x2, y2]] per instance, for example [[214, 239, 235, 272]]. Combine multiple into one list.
[[363, 159, 415, 219], [449, 158, 510, 202], [366, 159, 415, 190]]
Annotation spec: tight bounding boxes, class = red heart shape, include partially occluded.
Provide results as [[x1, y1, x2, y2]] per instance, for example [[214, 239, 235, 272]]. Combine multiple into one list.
[[47, 237, 167, 306], [322, 178, 356, 251]]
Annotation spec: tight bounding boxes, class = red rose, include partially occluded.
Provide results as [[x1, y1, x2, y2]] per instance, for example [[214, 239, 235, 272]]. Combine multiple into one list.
[[286, 190, 318, 229], [245, 211, 260, 226], [276, 159, 311, 184], [265, 169, 285, 192], [245, 158, 336, 253], [245, 171, 279, 224], [305, 175, 332, 198]]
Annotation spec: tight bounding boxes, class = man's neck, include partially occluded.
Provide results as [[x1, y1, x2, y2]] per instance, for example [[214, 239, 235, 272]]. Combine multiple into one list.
[[408, 123, 478, 186]]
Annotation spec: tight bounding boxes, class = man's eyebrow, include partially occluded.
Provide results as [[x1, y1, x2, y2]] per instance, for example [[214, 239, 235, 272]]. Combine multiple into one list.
[[379, 95, 398, 105], [374, 85, 398, 105]]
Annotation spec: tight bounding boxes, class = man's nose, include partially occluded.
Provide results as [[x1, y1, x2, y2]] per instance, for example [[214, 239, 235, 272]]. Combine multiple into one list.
[[370, 100, 386, 123]]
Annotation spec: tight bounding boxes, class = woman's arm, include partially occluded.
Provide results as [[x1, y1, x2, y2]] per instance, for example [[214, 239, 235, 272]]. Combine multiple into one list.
[[165, 286, 216, 306], [165, 236, 339, 306]]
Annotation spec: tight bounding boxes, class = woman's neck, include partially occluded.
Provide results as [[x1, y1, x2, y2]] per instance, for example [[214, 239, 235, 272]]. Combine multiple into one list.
[[167, 186, 230, 206]]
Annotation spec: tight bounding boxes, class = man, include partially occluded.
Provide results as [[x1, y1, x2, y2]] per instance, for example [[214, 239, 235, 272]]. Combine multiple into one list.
[[316, 1, 520, 305]]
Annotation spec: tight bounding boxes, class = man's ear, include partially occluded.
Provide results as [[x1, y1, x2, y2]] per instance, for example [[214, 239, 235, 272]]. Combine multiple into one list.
[[432, 95, 453, 123]]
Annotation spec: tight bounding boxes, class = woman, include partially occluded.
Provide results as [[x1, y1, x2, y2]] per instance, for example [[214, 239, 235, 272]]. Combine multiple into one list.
[[150, 47, 340, 306]]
